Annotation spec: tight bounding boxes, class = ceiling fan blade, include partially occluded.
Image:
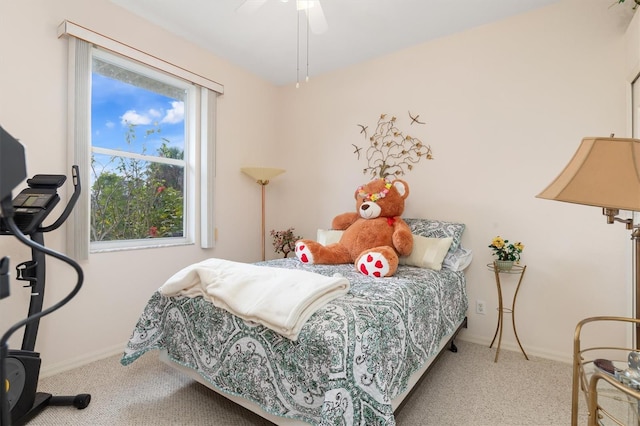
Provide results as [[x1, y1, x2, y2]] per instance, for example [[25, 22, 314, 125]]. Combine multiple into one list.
[[306, 1, 328, 34], [236, 0, 268, 14]]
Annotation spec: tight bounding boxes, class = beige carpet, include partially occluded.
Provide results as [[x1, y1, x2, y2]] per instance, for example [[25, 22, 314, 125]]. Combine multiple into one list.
[[24, 340, 589, 425]]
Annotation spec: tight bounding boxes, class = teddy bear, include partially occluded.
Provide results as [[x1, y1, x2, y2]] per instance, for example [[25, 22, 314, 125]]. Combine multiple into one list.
[[295, 178, 413, 277]]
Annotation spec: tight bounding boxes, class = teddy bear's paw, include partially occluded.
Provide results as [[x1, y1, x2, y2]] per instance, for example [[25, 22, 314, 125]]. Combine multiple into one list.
[[295, 241, 315, 264], [357, 252, 390, 278]]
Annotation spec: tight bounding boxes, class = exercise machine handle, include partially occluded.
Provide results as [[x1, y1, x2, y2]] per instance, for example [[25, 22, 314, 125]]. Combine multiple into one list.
[[38, 165, 80, 234]]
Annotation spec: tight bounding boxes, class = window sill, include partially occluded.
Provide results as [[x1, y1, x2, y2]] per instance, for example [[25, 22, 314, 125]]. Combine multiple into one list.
[[90, 238, 194, 253]]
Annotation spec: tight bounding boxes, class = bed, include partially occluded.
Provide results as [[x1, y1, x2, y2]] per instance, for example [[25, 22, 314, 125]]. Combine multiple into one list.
[[121, 218, 470, 425]]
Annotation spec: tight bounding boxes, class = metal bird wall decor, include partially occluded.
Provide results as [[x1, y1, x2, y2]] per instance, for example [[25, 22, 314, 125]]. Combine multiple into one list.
[[355, 112, 433, 179], [408, 111, 425, 125], [352, 144, 362, 159]]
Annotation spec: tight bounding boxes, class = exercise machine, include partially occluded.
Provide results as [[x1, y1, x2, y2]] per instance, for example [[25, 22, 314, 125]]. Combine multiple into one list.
[[0, 125, 89, 426]]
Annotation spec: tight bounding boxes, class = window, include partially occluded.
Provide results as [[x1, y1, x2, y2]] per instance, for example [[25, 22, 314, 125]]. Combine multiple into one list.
[[59, 21, 223, 258], [90, 50, 190, 248]]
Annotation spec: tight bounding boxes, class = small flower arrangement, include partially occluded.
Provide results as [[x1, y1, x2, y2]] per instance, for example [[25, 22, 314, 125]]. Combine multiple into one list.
[[489, 236, 524, 262], [271, 228, 302, 258]]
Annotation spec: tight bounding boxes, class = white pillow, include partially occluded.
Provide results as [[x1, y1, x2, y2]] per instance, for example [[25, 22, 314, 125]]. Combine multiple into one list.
[[399, 236, 453, 270], [316, 229, 343, 245], [443, 246, 473, 271]]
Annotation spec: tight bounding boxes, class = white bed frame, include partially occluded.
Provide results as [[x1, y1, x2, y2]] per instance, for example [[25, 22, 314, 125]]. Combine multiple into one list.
[[158, 317, 467, 425]]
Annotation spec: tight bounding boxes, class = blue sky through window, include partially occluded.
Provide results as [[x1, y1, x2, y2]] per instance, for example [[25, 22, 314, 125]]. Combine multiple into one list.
[[91, 73, 185, 157]]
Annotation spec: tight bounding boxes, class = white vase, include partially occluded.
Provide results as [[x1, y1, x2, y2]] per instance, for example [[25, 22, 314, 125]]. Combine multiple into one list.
[[495, 260, 514, 272]]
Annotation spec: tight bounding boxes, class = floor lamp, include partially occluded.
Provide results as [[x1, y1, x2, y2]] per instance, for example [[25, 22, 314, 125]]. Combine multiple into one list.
[[536, 137, 640, 346], [241, 167, 285, 261]]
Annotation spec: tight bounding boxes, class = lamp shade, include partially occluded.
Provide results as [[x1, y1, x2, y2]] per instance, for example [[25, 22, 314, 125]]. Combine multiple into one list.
[[241, 167, 285, 184], [536, 137, 640, 211]]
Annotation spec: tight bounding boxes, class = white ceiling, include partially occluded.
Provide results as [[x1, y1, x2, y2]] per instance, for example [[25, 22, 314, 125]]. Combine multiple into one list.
[[111, 0, 563, 86]]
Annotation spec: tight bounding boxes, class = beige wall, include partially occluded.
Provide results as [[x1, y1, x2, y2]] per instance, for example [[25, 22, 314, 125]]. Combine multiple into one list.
[[0, 0, 636, 375], [274, 0, 635, 362], [1, 0, 281, 373]]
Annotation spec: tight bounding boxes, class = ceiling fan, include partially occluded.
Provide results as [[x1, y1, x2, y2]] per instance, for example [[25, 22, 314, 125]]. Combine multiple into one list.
[[237, 0, 328, 34]]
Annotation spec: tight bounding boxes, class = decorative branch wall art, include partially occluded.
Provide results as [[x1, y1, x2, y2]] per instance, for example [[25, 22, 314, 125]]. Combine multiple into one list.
[[354, 112, 433, 179]]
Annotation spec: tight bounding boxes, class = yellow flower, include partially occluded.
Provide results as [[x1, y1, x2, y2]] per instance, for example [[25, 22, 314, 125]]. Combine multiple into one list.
[[514, 242, 524, 251], [491, 237, 505, 249]]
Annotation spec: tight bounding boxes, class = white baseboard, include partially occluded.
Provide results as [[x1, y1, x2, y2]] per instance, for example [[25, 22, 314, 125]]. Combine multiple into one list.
[[37, 335, 573, 379], [39, 341, 129, 378], [457, 334, 572, 365]]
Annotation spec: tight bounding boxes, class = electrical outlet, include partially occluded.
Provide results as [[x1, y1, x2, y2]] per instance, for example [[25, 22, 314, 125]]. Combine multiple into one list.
[[476, 300, 486, 315]]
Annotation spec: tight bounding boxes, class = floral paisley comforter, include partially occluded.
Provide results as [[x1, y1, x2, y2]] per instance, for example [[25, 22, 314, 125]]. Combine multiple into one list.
[[121, 258, 468, 425]]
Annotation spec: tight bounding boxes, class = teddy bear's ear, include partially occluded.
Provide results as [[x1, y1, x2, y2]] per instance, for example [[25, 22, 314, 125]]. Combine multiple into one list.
[[391, 179, 410, 199]]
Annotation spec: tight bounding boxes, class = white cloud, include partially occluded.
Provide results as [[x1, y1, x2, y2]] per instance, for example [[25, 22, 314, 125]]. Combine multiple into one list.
[[120, 103, 183, 127], [121, 110, 152, 126], [162, 101, 184, 124], [106, 121, 115, 129]]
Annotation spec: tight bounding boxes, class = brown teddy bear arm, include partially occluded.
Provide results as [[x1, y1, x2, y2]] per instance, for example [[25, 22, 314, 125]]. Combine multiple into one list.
[[392, 222, 414, 256], [331, 212, 360, 230]]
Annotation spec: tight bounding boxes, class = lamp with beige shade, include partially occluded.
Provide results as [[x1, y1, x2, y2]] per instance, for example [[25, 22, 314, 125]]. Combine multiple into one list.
[[537, 137, 640, 344], [241, 167, 285, 261]]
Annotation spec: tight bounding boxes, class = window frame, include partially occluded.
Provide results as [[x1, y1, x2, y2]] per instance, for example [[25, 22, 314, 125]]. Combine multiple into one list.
[[89, 47, 194, 251], [59, 20, 222, 259]]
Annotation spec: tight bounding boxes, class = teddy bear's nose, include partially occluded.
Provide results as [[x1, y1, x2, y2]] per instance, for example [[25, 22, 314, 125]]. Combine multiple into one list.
[[361, 204, 370, 211]]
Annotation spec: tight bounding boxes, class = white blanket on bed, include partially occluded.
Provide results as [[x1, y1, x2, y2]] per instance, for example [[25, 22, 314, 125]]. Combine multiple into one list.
[[159, 258, 350, 341]]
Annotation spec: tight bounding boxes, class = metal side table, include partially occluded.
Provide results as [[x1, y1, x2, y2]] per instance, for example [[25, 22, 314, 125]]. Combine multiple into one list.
[[488, 262, 529, 363]]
